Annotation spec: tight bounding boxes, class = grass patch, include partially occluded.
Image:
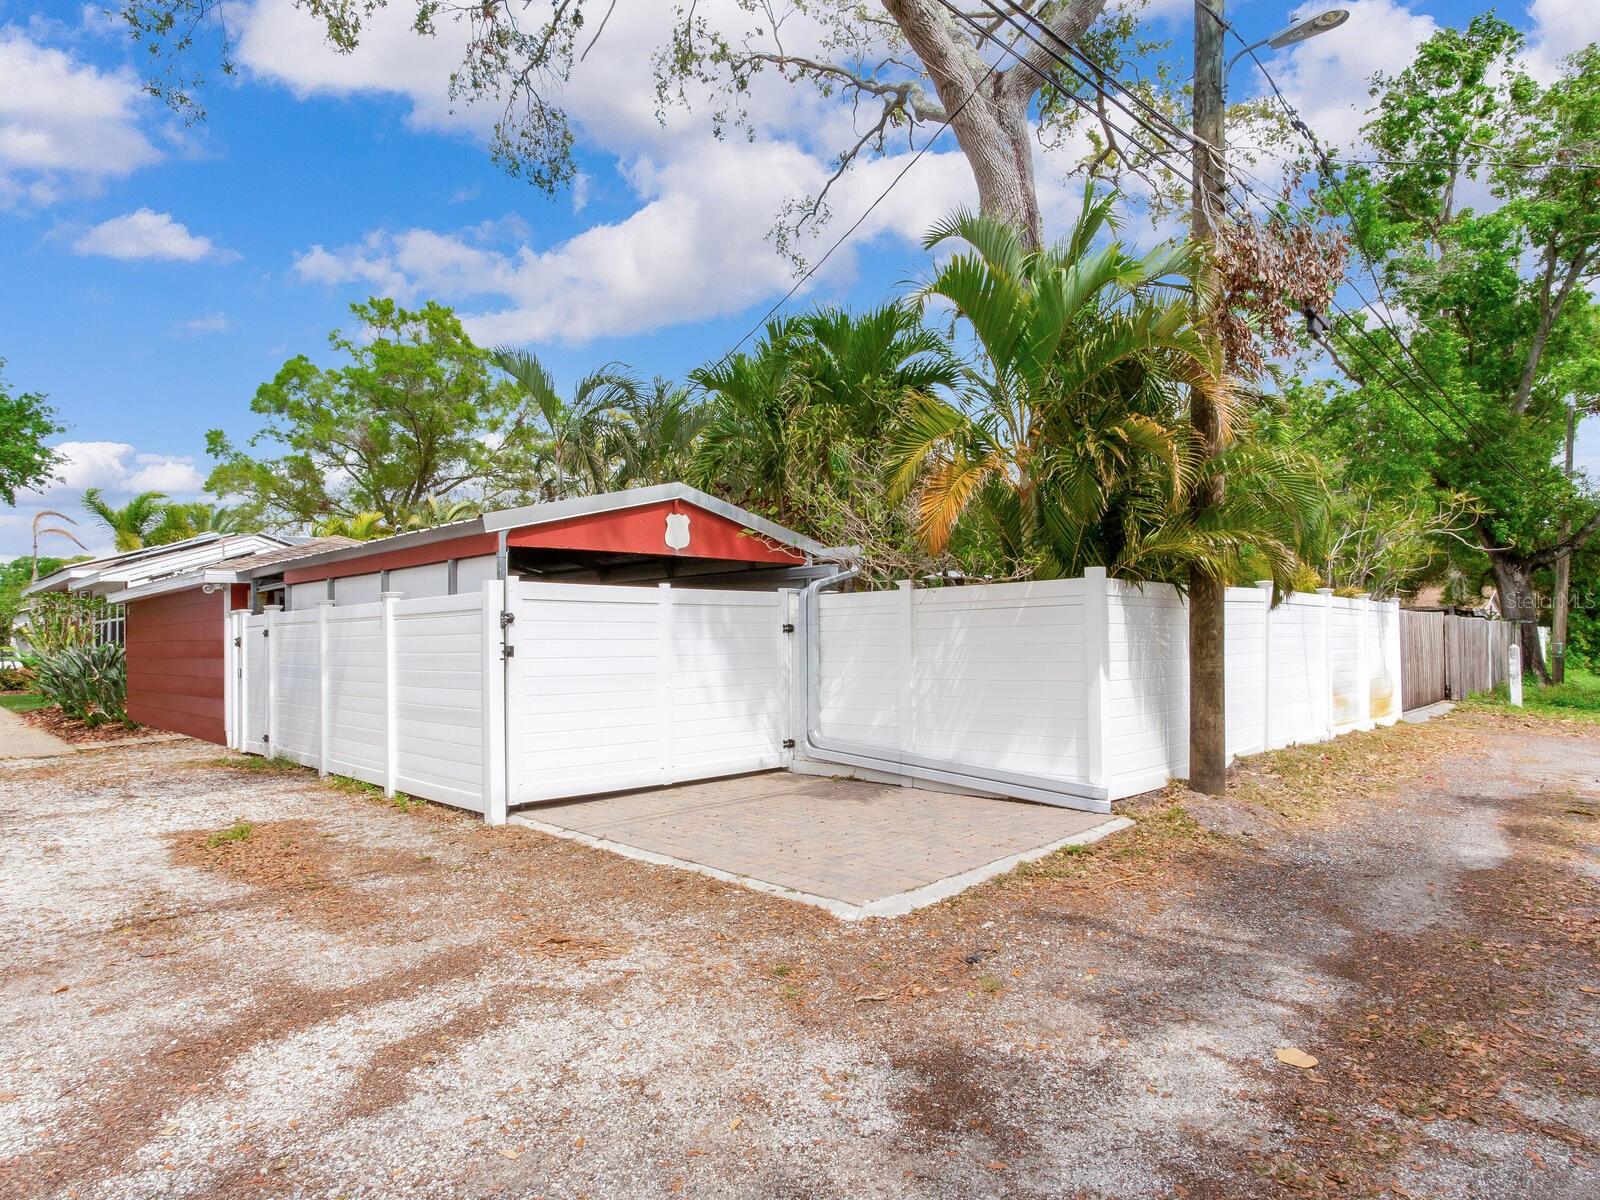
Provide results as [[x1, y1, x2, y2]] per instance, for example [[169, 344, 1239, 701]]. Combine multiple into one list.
[[1465, 666, 1600, 724], [977, 975, 1005, 995], [205, 820, 254, 847], [0, 692, 51, 713], [207, 754, 309, 775], [327, 774, 425, 812]]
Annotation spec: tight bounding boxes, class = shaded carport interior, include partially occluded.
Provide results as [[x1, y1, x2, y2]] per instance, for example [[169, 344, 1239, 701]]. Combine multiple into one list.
[[511, 771, 1128, 919]]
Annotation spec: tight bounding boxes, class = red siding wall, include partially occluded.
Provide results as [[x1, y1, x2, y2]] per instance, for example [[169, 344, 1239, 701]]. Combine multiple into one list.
[[126, 586, 229, 744]]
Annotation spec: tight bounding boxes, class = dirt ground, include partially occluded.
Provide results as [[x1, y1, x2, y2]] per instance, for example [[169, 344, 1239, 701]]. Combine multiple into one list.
[[1, 711, 1596, 1199]]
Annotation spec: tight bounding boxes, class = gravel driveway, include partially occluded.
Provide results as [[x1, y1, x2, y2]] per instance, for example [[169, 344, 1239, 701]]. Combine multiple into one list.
[[2, 713, 1596, 1199]]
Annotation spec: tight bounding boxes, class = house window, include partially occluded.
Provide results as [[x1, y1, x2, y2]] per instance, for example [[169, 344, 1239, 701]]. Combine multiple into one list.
[[94, 604, 125, 647]]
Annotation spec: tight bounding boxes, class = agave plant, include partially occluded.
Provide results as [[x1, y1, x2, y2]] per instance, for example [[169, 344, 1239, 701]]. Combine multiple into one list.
[[35, 642, 128, 727]]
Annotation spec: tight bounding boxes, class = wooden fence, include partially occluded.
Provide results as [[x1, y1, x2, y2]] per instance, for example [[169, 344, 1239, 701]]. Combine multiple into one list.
[[1400, 610, 1524, 708]]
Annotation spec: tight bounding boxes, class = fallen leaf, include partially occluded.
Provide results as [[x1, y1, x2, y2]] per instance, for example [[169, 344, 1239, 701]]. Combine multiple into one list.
[[1275, 1047, 1318, 1070], [498, 1149, 521, 1161], [729, 1117, 743, 1132], [52, 985, 69, 995]]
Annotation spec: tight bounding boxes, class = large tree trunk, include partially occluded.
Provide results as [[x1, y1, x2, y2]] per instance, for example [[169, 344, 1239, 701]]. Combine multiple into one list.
[[1486, 549, 1550, 687], [884, 0, 1107, 250]]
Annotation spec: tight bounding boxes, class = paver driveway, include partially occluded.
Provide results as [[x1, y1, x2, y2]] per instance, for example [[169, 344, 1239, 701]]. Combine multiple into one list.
[[1, 713, 1596, 1199]]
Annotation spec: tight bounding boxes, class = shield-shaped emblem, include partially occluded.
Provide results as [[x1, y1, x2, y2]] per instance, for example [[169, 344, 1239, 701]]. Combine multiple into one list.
[[664, 512, 691, 550]]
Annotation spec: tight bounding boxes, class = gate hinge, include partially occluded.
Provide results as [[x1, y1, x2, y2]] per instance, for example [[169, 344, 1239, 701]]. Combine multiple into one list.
[[781, 622, 795, 633], [262, 733, 270, 745], [781, 738, 796, 749], [502, 644, 516, 659], [499, 610, 516, 629], [261, 628, 269, 639], [233, 636, 241, 648]]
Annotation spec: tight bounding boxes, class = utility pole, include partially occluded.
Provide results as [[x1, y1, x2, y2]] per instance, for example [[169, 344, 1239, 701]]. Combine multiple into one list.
[[1188, 0, 1228, 795], [1552, 395, 1578, 682]]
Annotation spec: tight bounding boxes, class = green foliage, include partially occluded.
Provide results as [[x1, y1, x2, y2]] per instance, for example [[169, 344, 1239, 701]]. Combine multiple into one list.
[[1311, 17, 1600, 604], [206, 820, 255, 847], [893, 192, 1324, 588], [81, 488, 171, 552], [0, 555, 68, 645], [0, 359, 62, 505], [689, 302, 958, 581], [34, 643, 129, 727], [0, 664, 36, 691], [207, 299, 538, 529], [19, 592, 109, 656]]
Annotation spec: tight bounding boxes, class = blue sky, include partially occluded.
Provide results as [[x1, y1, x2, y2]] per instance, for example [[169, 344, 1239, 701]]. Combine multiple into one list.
[[1, 0, 1593, 558]]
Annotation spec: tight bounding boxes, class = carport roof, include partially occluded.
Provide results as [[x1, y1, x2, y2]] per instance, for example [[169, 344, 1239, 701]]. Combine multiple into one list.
[[245, 483, 848, 581]]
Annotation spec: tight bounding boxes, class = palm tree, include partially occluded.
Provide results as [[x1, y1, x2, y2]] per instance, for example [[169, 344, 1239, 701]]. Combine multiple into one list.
[[612, 379, 704, 489], [399, 495, 483, 530], [689, 304, 958, 525], [148, 501, 250, 544], [31, 510, 86, 582], [493, 348, 636, 500], [81, 489, 168, 552], [313, 511, 392, 540], [891, 191, 1322, 587]]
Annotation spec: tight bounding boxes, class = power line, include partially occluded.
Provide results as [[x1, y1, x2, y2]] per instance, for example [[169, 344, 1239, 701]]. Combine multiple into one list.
[[996, 0, 1539, 488], [1208, 16, 1536, 485], [700, 56, 1006, 376]]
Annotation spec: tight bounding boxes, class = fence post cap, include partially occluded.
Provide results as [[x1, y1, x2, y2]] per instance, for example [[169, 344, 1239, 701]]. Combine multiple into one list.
[[262, 604, 283, 612], [1316, 587, 1334, 595], [316, 599, 336, 608], [1255, 579, 1273, 592], [379, 590, 403, 599]]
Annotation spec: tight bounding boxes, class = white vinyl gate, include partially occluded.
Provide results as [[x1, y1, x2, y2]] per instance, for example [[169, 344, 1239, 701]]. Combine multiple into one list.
[[227, 579, 795, 823], [507, 583, 792, 805]]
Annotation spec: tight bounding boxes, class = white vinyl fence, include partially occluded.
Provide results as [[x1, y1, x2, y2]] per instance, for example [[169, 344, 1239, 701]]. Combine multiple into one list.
[[227, 570, 1402, 823], [810, 569, 1402, 808], [227, 579, 793, 824]]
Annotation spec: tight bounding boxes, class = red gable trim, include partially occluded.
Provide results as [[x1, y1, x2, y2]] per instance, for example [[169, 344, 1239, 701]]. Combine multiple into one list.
[[282, 532, 500, 585], [505, 499, 805, 564]]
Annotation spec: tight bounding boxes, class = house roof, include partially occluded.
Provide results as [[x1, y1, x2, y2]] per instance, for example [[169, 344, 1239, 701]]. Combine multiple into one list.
[[25, 533, 298, 599], [255, 483, 845, 580], [101, 537, 362, 604]]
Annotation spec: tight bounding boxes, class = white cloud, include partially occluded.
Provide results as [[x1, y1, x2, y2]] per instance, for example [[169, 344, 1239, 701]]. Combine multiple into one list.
[[1528, 0, 1600, 82], [0, 26, 160, 207], [46, 441, 205, 494], [72, 208, 235, 263], [178, 311, 230, 335], [0, 440, 211, 557], [1264, 1, 1441, 154]]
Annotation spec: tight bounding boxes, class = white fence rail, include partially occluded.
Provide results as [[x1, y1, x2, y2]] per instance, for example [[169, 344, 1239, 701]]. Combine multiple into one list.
[[811, 571, 1402, 806]]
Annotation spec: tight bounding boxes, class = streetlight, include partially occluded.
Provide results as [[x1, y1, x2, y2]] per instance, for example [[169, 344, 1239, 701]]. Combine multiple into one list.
[[1226, 9, 1350, 75]]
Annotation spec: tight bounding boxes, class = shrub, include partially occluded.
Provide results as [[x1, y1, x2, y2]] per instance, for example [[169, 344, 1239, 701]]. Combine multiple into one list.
[[0, 662, 34, 691], [35, 643, 128, 727]]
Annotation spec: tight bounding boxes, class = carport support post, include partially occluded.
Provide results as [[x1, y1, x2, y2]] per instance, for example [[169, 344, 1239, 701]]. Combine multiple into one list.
[[1083, 567, 1109, 792], [480, 578, 508, 826], [1257, 580, 1273, 751], [316, 600, 333, 777], [657, 583, 676, 783], [382, 591, 401, 798]]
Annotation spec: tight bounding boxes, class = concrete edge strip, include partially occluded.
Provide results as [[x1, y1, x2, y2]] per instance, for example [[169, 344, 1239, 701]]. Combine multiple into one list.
[[507, 812, 1135, 921]]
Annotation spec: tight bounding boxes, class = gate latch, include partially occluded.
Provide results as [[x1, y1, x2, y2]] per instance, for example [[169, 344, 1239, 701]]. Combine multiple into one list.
[[502, 644, 516, 660], [781, 622, 795, 633], [781, 738, 796, 749], [499, 610, 516, 629]]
